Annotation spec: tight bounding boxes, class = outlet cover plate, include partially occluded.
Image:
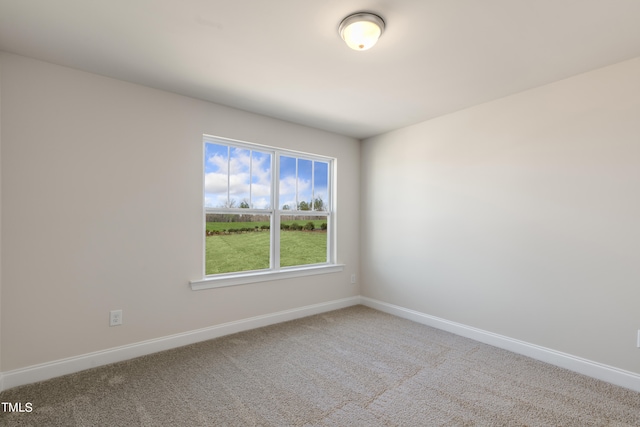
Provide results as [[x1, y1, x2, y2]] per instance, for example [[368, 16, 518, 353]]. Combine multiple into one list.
[[110, 309, 123, 326]]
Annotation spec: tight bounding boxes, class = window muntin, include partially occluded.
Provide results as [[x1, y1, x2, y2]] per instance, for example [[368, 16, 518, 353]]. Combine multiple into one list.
[[203, 136, 333, 277]]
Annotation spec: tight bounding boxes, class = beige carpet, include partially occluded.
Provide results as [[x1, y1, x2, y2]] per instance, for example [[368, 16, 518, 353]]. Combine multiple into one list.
[[1, 305, 639, 426]]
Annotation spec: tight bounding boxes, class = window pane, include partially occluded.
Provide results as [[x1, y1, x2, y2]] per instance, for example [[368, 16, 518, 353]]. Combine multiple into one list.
[[280, 215, 328, 267], [297, 159, 312, 211], [279, 156, 297, 210], [206, 214, 271, 274], [251, 151, 271, 209], [204, 143, 229, 208], [229, 147, 250, 208], [313, 161, 329, 211]]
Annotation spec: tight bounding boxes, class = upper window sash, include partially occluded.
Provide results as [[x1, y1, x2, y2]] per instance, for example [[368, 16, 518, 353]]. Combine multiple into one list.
[[204, 134, 334, 213]]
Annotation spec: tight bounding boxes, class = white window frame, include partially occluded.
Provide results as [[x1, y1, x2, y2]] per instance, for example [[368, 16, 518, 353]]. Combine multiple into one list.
[[190, 135, 343, 290]]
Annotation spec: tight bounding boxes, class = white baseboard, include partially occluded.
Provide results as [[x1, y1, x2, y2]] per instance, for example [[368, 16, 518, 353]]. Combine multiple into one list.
[[0, 296, 361, 392], [360, 297, 640, 393], [3, 295, 639, 394]]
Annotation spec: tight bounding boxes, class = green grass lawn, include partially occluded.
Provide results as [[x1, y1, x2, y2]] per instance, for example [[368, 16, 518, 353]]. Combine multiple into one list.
[[280, 231, 327, 268], [205, 230, 327, 275]]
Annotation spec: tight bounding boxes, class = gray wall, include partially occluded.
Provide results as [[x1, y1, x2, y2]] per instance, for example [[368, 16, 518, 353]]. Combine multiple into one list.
[[361, 57, 640, 374], [0, 52, 360, 371]]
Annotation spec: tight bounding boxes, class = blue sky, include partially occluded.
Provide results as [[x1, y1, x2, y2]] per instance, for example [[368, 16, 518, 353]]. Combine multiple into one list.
[[205, 143, 328, 210]]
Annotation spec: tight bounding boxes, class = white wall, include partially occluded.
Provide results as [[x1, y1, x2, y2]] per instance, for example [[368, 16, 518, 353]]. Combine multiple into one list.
[[361, 57, 640, 374], [0, 52, 360, 372], [0, 54, 3, 375]]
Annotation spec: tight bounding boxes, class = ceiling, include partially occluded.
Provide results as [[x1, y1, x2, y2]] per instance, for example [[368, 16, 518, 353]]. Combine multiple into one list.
[[1, 1, 640, 139]]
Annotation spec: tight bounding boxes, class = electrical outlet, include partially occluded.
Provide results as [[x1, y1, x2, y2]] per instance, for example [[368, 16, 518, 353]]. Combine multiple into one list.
[[110, 309, 123, 327], [351, 274, 356, 284]]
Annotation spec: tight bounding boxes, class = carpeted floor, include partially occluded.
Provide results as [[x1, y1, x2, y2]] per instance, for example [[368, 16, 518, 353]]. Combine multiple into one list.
[[1, 305, 639, 426]]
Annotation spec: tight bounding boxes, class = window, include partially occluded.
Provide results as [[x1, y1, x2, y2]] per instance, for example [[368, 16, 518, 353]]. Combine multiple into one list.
[[192, 135, 341, 289]]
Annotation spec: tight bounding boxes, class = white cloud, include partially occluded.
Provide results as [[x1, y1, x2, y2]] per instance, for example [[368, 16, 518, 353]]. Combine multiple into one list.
[[279, 176, 310, 196], [251, 183, 271, 197], [252, 197, 270, 209], [207, 154, 228, 173], [205, 172, 228, 194], [228, 173, 250, 195], [205, 193, 226, 208]]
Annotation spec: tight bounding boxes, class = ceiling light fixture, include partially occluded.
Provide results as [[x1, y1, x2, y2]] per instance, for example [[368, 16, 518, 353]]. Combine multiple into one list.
[[339, 12, 385, 51]]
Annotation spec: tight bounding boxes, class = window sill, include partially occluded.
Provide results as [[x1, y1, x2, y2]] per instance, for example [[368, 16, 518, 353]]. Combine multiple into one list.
[[190, 264, 345, 290]]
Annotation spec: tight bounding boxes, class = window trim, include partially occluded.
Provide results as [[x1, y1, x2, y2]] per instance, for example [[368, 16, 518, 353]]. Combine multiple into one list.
[[190, 264, 345, 290], [192, 135, 340, 290]]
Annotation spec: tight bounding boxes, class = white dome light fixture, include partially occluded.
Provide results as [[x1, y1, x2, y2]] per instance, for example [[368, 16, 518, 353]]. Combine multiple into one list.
[[339, 12, 385, 51]]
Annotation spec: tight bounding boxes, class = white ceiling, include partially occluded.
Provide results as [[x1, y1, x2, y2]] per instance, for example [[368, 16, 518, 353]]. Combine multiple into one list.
[[1, 0, 640, 139]]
